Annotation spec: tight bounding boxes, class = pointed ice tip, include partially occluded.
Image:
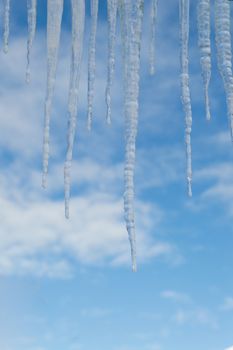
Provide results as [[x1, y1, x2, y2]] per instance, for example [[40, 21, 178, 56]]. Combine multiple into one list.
[[26, 70, 31, 84], [87, 120, 92, 131], [3, 45, 8, 54], [132, 263, 137, 273], [65, 209, 70, 220], [42, 174, 47, 189], [188, 181, 192, 197], [106, 115, 111, 126], [150, 67, 155, 76], [206, 104, 211, 121]]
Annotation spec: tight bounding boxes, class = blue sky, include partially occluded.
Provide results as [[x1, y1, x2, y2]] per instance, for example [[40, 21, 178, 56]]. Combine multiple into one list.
[[0, 1, 233, 349]]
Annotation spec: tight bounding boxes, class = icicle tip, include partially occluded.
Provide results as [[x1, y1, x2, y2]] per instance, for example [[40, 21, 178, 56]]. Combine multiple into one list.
[[42, 174, 47, 189], [188, 178, 192, 197]]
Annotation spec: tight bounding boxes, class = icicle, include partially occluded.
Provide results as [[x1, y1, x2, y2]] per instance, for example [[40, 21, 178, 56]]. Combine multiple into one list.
[[149, 0, 158, 75], [105, 0, 118, 124], [26, 0, 37, 83], [119, 0, 144, 272], [179, 0, 192, 197], [64, 0, 85, 219], [87, 0, 99, 130], [215, 0, 233, 140], [42, 0, 64, 188], [197, 0, 211, 120], [3, 0, 10, 53]]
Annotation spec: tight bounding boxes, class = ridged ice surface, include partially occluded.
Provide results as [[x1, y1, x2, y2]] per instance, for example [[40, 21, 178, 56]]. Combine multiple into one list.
[[87, 0, 99, 130], [215, 0, 233, 140], [149, 0, 158, 75], [179, 0, 192, 197], [64, 0, 85, 219], [197, 0, 211, 120], [120, 0, 144, 272], [3, 0, 10, 53], [26, 0, 37, 83], [42, 0, 64, 188], [105, 0, 118, 124]]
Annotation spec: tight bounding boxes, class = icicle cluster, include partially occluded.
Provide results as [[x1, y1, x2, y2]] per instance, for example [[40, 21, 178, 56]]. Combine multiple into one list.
[[1, 1, 233, 271]]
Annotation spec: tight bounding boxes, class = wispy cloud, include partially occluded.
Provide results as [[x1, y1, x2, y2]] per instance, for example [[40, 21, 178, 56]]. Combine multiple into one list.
[[160, 290, 191, 304], [221, 297, 233, 312]]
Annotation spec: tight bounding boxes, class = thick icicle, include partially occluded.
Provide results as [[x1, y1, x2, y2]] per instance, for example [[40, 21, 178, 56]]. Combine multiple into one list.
[[105, 0, 118, 124], [42, 0, 64, 188], [197, 0, 211, 120], [149, 0, 158, 75], [26, 0, 37, 83], [215, 0, 233, 140], [120, 0, 144, 272], [64, 0, 85, 219], [179, 0, 192, 197], [3, 0, 10, 53], [87, 0, 99, 130]]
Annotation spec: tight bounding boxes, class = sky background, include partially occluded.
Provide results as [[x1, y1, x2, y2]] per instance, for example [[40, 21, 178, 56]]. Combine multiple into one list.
[[0, 1, 233, 349]]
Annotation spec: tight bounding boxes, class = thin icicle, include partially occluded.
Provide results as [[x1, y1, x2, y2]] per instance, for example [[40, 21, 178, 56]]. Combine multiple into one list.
[[179, 0, 192, 197], [26, 0, 37, 83], [120, 0, 144, 272], [215, 0, 233, 140], [87, 0, 99, 130], [3, 0, 10, 53], [105, 0, 118, 124], [42, 0, 64, 188], [149, 0, 158, 75], [197, 0, 211, 120], [64, 0, 85, 219]]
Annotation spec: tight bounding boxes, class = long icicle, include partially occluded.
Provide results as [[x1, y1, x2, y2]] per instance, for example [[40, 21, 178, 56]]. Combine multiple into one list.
[[26, 0, 37, 83], [215, 0, 233, 140], [197, 0, 211, 120], [64, 0, 85, 219], [105, 0, 118, 124], [179, 0, 192, 197], [42, 0, 64, 188], [3, 0, 10, 53], [87, 0, 99, 130], [120, 0, 144, 272], [149, 0, 158, 75]]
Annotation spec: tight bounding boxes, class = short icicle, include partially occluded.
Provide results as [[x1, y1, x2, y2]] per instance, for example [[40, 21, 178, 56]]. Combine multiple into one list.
[[87, 0, 99, 130], [64, 0, 85, 219], [149, 0, 158, 75], [120, 0, 144, 272], [215, 0, 233, 140], [26, 0, 37, 83], [42, 0, 64, 188], [179, 0, 192, 197], [3, 0, 10, 53], [197, 0, 211, 120], [105, 0, 118, 124]]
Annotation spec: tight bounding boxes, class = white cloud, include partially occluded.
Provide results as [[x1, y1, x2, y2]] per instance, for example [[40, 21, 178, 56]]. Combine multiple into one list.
[[160, 290, 191, 303], [221, 297, 233, 311], [172, 307, 218, 330], [0, 158, 179, 277]]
